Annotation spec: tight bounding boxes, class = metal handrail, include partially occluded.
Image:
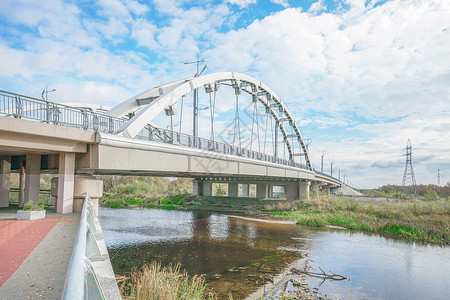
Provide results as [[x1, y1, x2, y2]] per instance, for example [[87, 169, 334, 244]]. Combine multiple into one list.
[[314, 170, 342, 184], [1, 89, 308, 170], [63, 194, 104, 300]]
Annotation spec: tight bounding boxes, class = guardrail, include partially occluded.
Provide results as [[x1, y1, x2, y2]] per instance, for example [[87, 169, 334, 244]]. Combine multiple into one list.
[[0, 89, 308, 170], [314, 170, 342, 184], [63, 194, 120, 300]]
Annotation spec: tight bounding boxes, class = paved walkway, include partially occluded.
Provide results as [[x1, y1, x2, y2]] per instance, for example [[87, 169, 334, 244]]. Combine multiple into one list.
[[0, 208, 79, 299]]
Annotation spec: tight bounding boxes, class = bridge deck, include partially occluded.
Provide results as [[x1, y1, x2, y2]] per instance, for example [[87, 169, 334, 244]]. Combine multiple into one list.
[[0, 209, 79, 299]]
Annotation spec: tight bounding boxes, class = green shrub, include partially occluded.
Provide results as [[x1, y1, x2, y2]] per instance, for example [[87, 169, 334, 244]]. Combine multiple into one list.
[[22, 200, 45, 211]]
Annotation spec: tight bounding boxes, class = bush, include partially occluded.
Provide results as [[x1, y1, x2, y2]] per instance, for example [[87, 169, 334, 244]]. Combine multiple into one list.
[[22, 200, 45, 211]]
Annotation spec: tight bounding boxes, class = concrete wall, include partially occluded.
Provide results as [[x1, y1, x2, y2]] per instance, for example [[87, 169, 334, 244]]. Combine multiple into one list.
[[331, 184, 363, 196]]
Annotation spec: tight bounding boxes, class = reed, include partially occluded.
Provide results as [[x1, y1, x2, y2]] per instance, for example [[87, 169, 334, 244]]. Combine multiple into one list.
[[120, 262, 216, 300]]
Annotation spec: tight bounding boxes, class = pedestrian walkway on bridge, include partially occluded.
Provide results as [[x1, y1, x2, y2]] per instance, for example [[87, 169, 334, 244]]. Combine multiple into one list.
[[0, 207, 79, 299]]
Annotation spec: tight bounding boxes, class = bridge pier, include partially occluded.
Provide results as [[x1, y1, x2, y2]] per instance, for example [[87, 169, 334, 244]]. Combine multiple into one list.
[[241, 184, 250, 197], [56, 153, 75, 214], [192, 180, 202, 196], [73, 175, 103, 215], [24, 154, 41, 205], [285, 182, 299, 201], [0, 156, 11, 208], [299, 181, 311, 200], [256, 183, 268, 199], [228, 182, 239, 197], [202, 182, 212, 197]]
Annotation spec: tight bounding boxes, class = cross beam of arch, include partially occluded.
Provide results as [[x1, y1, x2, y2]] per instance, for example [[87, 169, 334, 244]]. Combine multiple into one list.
[[106, 72, 312, 170]]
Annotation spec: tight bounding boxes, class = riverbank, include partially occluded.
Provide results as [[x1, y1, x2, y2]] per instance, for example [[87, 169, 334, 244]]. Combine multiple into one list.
[[101, 193, 281, 215], [270, 194, 450, 245]]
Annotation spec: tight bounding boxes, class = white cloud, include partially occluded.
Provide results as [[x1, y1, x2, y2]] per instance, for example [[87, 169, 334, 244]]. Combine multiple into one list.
[[225, 0, 257, 9], [271, 0, 290, 8], [308, 0, 326, 14], [131, 18, 159, 49], [126, 0, 150, 16]]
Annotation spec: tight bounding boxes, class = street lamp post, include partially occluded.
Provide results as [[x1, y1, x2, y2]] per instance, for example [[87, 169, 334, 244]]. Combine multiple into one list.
[[320, 150, 326, 173], [184, 54, 207, 143], [42, 86, 56, 123]]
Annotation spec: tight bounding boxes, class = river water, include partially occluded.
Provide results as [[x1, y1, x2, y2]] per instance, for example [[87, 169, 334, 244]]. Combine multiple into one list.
[[99, 207, 449, 299]]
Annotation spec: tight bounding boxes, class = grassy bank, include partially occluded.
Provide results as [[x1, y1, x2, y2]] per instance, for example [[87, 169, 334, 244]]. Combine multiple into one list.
[[119, 262, 216, 300], [270, 192, 449, 245]]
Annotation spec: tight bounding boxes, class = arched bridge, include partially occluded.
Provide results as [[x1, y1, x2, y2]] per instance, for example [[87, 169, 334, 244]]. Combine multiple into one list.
[[0, 72, 361, 214]]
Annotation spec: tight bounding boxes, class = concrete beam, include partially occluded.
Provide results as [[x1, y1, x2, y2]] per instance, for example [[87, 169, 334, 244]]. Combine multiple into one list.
[[0, 156, 11, 207], [0, 118, 94, 153], [57, 153, 75, 214], [24, 154, 41, 204]]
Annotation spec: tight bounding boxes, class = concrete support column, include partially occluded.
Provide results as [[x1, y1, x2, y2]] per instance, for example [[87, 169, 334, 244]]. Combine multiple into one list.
[[57, 153, 75, 214], [256, 183, 268, 200], [202, 182, 212, 196], [267, 184, 273, 198], [24, 154, 41, 204], [286, 182, 300, 201], [228, 182, 238, 197], [73, 175, 103, 216], [0, 156, 11, 208], [241, 184, 249, 197], [18, 161, 25, 207], [299, 181, 311, 200], [325, 186, 331, 196], [192, 180, 202, 196]]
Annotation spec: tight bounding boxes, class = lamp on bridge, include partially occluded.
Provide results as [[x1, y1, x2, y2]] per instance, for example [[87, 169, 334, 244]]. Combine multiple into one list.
[[41, 86, 56, 102]]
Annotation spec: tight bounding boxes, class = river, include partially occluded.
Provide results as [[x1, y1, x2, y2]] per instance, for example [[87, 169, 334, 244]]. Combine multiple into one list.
[[98, 207, 449, 299]]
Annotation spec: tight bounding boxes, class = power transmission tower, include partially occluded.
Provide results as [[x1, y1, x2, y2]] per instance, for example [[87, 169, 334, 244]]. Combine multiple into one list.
[[401, 139, 418, 196], [437, 169, 440, 186]]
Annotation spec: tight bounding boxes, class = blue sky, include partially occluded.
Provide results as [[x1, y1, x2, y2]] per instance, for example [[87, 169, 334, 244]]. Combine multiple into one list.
[[1, 0, 449, 188]]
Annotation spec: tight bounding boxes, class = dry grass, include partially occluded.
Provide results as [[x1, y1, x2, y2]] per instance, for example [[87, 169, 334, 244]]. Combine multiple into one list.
[[271, 188, 450, 245], [264, 201, 297, 212], [120, 262, 216, 300]]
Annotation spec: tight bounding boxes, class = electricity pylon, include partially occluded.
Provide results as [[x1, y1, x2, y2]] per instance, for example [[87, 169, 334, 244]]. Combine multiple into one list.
[[401, 139, 418, 196]]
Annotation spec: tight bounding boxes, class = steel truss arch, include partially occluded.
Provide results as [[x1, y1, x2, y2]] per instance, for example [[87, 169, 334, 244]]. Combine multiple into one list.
[[107, 72, 312, 170]]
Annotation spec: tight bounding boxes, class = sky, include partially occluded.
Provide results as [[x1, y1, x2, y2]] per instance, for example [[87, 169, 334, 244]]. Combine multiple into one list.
[[0, 0, 449, 189]]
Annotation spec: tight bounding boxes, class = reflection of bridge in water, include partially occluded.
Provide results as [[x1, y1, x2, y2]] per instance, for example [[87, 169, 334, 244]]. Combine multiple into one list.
[[0, 72, 360, 214]]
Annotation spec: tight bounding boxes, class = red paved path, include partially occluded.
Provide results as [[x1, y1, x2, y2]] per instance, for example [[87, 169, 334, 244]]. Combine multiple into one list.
[[0, 216, 61, 287]]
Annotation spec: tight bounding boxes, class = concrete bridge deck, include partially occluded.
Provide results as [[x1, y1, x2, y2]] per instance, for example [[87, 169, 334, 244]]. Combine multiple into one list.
[[0, 208, 79, 299]]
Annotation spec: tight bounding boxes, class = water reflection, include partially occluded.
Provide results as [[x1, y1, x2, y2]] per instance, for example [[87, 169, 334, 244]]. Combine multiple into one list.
[[100, 208, 195, 247], [99, 208, 449, 300], [208, 214, 230, 240]]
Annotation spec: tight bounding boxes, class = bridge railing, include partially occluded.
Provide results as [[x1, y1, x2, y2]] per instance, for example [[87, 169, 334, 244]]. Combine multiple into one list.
[[0, 89, 126, 132], [314, 170, 342, 184], [135, 126, 305, 169], [63, 193, 104, 299], [0, 89, 308, 170], [63, 194, 121, 299]]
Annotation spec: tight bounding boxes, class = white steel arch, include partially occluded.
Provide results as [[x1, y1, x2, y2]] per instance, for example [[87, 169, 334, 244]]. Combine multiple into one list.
[[106, 72, 312, 170]]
